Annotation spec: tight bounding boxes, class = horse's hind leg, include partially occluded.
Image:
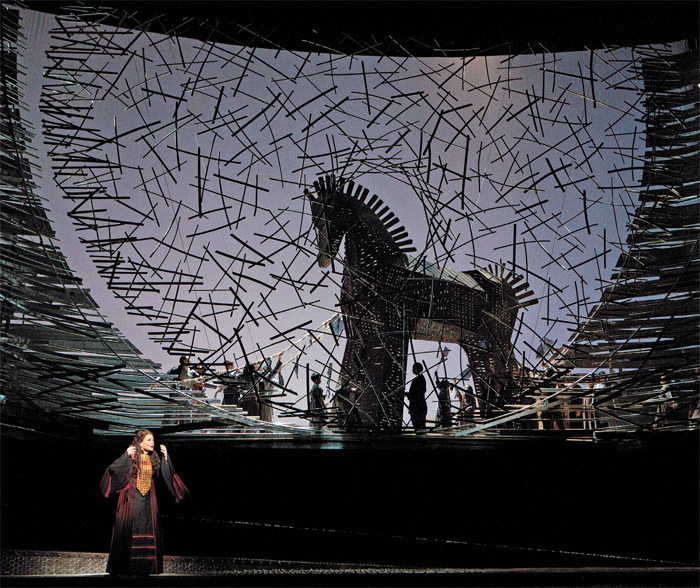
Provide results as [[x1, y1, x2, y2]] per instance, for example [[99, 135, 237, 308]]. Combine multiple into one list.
[[459, 346, 506, 421]]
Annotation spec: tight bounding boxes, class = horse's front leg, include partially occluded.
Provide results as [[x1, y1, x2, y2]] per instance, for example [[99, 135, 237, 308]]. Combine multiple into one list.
[[336, 334, 372, 429], [362, 330, 408, 432]]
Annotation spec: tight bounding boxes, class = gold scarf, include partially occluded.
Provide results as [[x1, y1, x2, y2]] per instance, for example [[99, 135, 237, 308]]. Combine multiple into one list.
[[136, 453, 152, 496]]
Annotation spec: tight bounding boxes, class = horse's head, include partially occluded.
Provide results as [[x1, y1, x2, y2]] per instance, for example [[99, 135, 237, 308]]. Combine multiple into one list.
[[306, 176, 351, 268]]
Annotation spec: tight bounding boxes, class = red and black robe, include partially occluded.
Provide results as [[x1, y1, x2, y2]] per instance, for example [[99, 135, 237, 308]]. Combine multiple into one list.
[[100, 452, 188, 575]]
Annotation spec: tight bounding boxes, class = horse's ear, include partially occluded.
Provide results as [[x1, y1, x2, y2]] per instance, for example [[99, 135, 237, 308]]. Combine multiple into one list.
[[304, 188, 315, 202]]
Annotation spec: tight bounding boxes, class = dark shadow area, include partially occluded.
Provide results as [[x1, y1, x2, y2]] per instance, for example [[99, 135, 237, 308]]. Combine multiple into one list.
[[23, 1, 699, 56], [2, 432, 698, 570]]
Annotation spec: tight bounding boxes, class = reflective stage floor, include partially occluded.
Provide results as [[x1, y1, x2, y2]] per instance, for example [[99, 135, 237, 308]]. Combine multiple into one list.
[[2, 550, 699, 587]]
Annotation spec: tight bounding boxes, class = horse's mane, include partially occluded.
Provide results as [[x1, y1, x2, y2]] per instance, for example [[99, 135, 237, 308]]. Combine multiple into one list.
[[312, 175, 417, 255]]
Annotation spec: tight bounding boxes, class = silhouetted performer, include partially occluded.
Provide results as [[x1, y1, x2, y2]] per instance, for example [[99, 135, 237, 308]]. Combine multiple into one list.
[[166, 355, 197, 386], [100, 429, 188, 575], [216, 360, 241, 406], [238, 363, 262, 417], [406, 362, 427, 433], [338, 382, 362, 428], [456, 385, 476, 425], [309, 372, 327, 429], [163, 356, 197, 425], [436, 377, 452, 428]]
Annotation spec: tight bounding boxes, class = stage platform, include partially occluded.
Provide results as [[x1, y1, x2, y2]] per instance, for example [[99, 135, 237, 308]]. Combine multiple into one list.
[[1, 550, 698, 587]]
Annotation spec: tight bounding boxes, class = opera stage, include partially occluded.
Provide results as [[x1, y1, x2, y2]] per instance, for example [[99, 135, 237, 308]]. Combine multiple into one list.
[[2, 1, 699, 586]]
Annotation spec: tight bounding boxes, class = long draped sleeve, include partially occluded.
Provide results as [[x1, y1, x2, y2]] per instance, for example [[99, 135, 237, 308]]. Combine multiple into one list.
[[100, 452, 133, 497], [160, 456, 189, 503]]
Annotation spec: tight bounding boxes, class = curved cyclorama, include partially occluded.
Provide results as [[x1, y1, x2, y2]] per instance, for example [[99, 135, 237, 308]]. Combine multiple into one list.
[[1, 1, 698, 580]]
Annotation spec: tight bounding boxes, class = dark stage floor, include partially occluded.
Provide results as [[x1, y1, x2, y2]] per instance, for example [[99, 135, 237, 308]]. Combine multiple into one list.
[[2, 432, 698, 587], [2, 550, 699, 587]]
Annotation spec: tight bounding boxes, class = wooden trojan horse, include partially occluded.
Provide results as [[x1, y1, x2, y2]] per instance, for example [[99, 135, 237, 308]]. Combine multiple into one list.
[[307, 175, 536, 432]]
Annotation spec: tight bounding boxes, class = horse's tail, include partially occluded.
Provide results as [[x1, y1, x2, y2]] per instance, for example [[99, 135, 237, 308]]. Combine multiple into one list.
[[486, 262, 538, 309], [477, 263, 539, 376]]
